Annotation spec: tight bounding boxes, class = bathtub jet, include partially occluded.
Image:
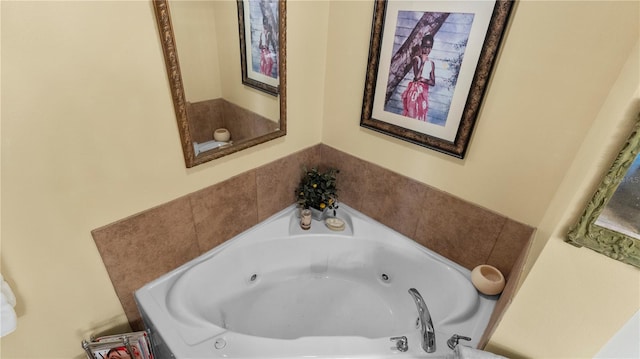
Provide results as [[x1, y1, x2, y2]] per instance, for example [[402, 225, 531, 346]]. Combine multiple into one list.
[[135, 204, 498, 358]]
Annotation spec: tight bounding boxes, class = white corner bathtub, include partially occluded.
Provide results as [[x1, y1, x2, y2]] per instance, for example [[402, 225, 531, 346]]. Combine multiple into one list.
[[135, 204, 498, 358]]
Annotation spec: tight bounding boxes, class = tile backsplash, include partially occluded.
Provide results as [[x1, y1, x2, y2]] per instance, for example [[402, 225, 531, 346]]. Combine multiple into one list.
[[187, 98, 279, 144], [92, 144, 534, 345]]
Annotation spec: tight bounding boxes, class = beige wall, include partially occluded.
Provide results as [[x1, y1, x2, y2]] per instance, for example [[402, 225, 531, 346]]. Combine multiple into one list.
[[322, 1, 639, 356], [0, 1, 327, 357], [1, 1, 638, 358], [323, 0, 639, 226], [486, 40, 640, 358], [170, 0, 223, 101]]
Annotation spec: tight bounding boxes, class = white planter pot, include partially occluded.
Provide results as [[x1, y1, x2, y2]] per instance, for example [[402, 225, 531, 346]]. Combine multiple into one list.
[[309, 207, 327, 221]]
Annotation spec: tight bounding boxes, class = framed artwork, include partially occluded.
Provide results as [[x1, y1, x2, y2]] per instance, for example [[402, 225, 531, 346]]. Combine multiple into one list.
[[237, 0, 280, 96], [82, 331, 153, 359], [567, 113, 640, 268], [360, 0, 513, 158]]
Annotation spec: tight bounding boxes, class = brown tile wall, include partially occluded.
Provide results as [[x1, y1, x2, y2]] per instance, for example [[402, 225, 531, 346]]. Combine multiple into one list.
[[316, 145, 534, 279], [92, 144, 534, 343], [186, 98, 279, 144]]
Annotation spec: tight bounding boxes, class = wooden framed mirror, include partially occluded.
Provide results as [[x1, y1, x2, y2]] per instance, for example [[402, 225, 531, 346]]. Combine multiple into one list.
[[153, 0, 286, 168], [567, 112, 640, 267]]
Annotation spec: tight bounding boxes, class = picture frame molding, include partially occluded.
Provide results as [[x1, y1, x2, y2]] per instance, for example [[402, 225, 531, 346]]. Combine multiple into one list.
[[237, 0, 280, 96], [360, 0, 514, 158], [566, 113, 640, 268]]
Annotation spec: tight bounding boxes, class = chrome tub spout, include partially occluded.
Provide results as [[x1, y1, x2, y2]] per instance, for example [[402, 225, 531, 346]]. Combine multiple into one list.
[[408, 288, 436, 353]]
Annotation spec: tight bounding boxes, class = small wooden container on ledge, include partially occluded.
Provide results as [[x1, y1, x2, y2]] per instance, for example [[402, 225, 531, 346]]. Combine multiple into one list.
[[300, 209, 312, 230], [471, 264, 505, 295]]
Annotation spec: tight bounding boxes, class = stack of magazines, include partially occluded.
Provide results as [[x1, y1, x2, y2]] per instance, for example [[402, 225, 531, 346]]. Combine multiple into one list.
[[82, 331, 153, 359]]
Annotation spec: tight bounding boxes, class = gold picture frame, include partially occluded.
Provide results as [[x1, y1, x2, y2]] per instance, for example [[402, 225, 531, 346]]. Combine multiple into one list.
[[237, 0, 280, 96], [566, 112, 640, 268], [360, 0, 513, 158]]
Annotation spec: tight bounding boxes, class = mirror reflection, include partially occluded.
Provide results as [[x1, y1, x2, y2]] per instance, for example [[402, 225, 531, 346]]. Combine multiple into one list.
[[566, 113, 640, 268], [595, 153, 640, 240], [153, 0, 286, 167]]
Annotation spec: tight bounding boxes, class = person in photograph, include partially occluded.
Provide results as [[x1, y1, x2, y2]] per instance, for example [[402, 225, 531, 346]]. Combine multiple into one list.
[[104, 346, 141, 359], [401, 34, 436, 121], [258, 15, 276, 77]]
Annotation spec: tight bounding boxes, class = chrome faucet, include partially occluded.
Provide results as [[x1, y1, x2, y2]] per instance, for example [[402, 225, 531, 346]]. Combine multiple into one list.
[[408, 288, 436, 353]]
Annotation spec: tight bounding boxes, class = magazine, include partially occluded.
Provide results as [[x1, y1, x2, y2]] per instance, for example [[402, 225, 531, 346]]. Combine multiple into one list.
[[82, 331, 152, 359]]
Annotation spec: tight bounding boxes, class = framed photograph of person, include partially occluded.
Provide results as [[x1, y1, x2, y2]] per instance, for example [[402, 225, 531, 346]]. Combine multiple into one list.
[[237, 0, 280, 96], [567, 112, 640, 268], [82, 331, 153, 359], [360, 0, 513, 158]]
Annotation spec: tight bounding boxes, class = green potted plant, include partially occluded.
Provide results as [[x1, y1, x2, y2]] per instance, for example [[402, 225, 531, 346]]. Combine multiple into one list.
[[296, 167, 339, 219]]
